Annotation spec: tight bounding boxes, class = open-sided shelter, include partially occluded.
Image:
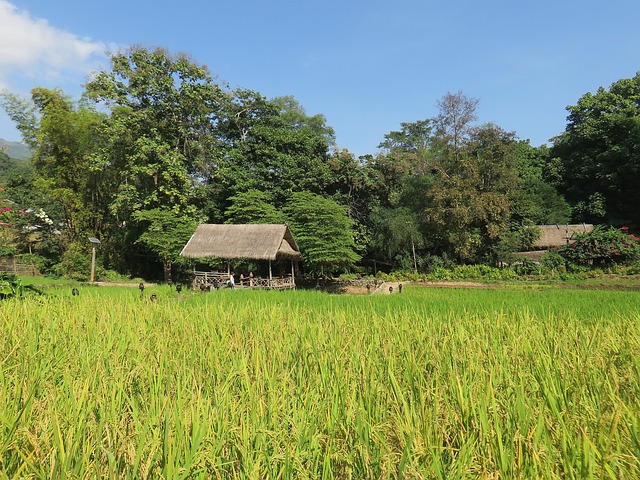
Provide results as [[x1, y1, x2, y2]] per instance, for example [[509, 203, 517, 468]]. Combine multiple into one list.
[[180, 224, 302, 289]]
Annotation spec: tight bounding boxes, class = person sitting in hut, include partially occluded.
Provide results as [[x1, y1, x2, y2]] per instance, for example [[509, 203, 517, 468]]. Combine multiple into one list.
[[228, 272, 235, 289]]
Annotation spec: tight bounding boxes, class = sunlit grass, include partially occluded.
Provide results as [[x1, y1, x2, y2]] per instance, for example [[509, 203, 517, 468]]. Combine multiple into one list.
[[1, 285, 639, 478]]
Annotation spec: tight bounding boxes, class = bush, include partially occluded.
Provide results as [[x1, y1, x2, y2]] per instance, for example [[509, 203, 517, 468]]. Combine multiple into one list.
[[452, 264, 519, 280], [425, 267, 454, 281], [557, 226, 640, 267], [0, 273, 43, 299], [375, 270, 421, 282], [513, 259, 541, 276], [17, 254, 50, 274], [423, 265, 518, 281], [53, 243, 91, 281], [540, 251, 566, 274]]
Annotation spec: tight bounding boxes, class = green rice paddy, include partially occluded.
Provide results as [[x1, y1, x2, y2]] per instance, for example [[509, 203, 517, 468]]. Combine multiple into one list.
[[1, 285, 639, 478]]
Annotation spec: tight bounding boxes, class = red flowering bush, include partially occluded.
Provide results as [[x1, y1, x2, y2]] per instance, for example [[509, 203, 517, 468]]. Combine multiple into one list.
[[0, 206, 15, 223], [556, 226, 640, 266]]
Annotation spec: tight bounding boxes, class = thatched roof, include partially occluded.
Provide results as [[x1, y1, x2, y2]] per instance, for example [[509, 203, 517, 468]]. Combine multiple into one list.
[[531, 224, 594, 248], [180, 224, 302, 261]]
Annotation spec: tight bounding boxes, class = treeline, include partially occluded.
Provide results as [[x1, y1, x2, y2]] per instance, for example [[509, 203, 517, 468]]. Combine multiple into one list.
[[1, 47, 639, 280]]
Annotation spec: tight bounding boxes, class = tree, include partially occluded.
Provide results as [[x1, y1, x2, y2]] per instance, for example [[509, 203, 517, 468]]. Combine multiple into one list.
[[432, 91, 479, 162], [368, 206, 423, 271], [551, 73, 640, 228], [423, 112, 519, 263], [84, 47, 226, 219], [223, 189, 284, 224], [210, 91, 335, 212], [84, 47, 227, 275], [378, 119, 432, 153], [132, 208, 198, 282], [284, 192, 361, 275], [511, 141, 570, 225], [1, 88, 106, 241]]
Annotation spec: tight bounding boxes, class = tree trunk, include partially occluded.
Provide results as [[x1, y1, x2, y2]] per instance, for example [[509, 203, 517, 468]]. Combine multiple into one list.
[[163, 258, 172, 283]]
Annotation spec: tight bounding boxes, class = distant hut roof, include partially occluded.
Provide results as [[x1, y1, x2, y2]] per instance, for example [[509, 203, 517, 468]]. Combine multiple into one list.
[[180, 224, 302, 261], [532, 224, 594, 248]]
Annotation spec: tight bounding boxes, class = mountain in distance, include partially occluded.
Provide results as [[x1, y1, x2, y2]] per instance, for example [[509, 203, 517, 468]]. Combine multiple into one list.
[[0, 138, 31, 161]]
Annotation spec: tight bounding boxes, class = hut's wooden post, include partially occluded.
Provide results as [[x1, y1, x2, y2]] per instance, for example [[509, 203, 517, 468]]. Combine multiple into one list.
[[269, 260, 273, 288], [291, 260, 294, 285]]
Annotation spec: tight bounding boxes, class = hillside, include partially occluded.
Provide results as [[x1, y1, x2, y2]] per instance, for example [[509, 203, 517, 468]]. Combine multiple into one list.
[[0, 138, 31, 161]]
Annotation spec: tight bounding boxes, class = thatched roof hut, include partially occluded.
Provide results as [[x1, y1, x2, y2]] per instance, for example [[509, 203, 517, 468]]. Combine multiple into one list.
[[532, 224, 594, 249], [180, 224, 302, 261], [515, 224, 594, 261]]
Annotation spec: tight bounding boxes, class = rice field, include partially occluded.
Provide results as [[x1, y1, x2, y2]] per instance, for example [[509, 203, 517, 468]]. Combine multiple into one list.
[[1, 284, 639, 479]]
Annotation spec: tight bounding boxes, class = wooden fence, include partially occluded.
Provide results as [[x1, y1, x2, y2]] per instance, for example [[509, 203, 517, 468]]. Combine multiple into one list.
[[0, 258, 40, 276]]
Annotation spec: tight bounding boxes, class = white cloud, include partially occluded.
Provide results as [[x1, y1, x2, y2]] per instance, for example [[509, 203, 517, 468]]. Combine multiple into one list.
[[0, 0, 109, 91]]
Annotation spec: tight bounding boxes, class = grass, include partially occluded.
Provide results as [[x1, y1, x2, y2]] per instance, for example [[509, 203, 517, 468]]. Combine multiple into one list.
[[1, 284, 639, 478]]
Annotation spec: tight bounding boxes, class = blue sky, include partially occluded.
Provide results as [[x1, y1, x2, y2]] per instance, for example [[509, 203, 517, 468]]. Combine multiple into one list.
[[1, 0, 639, 157]]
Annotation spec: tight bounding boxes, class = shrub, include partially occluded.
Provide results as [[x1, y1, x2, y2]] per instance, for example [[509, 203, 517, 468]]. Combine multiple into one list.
[[556, 226, 640, 267], [513, 259, 541, 276], [425, 267, 453, 281], [452, 264, 519, 280], [53, 243, 91, 281], [0, 273, 43, 299], [540, 251, 566, 274]]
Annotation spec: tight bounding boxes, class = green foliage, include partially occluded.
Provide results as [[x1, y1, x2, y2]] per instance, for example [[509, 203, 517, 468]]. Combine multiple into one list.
[[490, 224, 541, 265], [53, 242, 91, 280], [0, 272, 43, 298], [540, 251, 567, 274], [223, 190, 284, 224], [132, 208, 198, 281], [556, 226, 640, 266], [513, 258, 541, 276], [211, 91, 334, 212], [423, 123, 518, 263], [450, 264, 519, 280], [422, 264, 519, 281], [6, 88, 106, 241], [0, 273, 22, 298], [85, 47, 223, 229], [7, 52, 640, 280], [511, 177, 571, 225], [284, 192, 361, 275], [551, 72, 640, 227]]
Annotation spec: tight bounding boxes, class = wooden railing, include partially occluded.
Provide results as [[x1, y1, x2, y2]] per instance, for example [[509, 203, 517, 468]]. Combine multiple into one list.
[[0, 258, 39, 276], [192, 271, 295, 290]]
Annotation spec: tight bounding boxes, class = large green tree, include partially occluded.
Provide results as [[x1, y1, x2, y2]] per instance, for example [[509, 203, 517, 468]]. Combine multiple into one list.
[[421, 93, 519, 263], [85, 47, 225, 219], [363, 119, 433, 265], [83, 47, 227, 274], [209, 92, 335, 216], [223, 189, 284, 224], [284, 192, 361, 275], [510, 141, 570, 226], [551, 73, 640, 228], [1, 88, 106, 241]]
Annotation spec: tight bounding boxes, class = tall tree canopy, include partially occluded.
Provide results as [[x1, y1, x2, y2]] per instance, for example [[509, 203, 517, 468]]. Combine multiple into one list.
[[209, 92, 335, 215], [551, 72, 640, 228], [284, 192, 361, 275], [84, 47, 226, 219], [423, 93, 519, 263], [1, 88, 106, 240]]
